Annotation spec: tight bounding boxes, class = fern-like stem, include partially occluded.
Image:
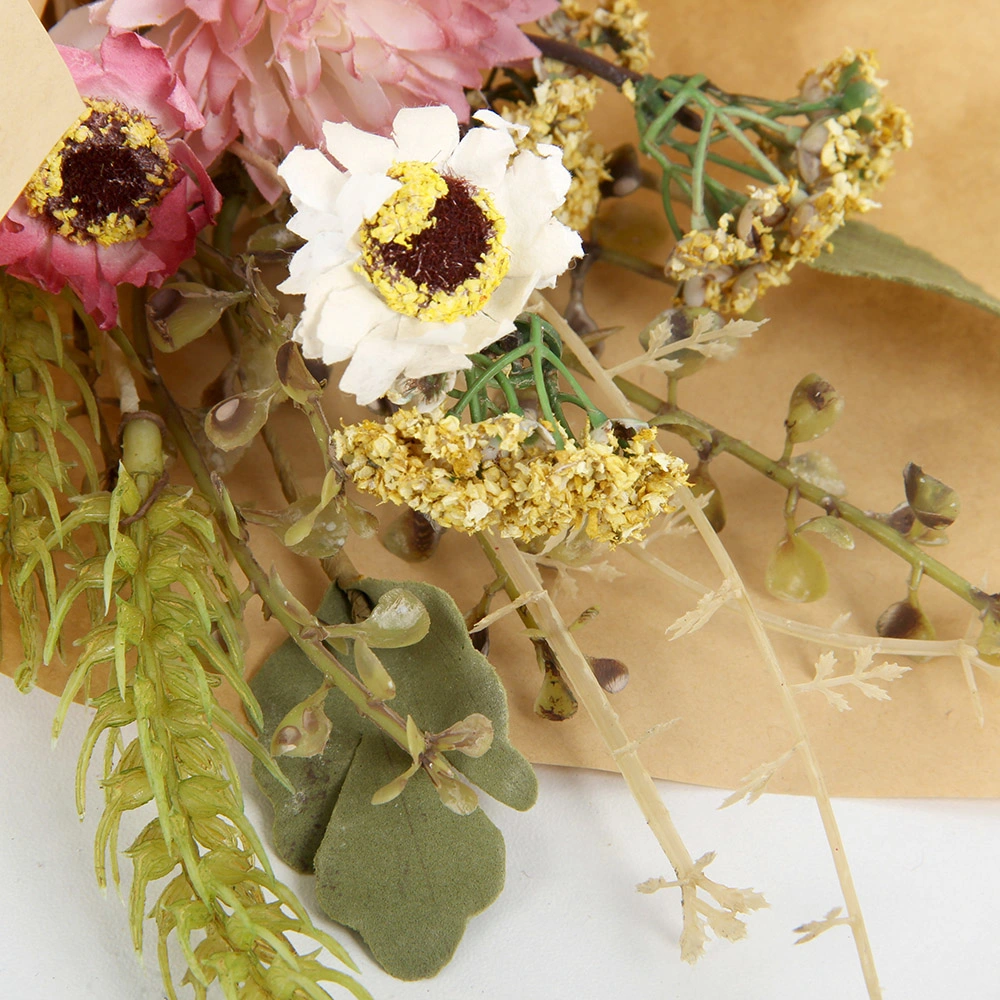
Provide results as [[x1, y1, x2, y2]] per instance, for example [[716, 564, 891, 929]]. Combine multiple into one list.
[[544, 298, 883, 998]]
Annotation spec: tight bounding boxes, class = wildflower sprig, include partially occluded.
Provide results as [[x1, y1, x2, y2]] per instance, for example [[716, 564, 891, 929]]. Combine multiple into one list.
[[0, 277, 102, 691], [15, 398, 369, 1000], [450, 312, 608, 447]]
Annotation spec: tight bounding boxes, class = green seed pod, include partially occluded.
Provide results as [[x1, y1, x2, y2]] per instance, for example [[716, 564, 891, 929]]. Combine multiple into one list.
[[902, 462, 960, 529], [688, 461, 726, 532], [975, 608, 1000, 666], [784, 373, 845, 445], [270, 691, 333, 758], [533, 639, 578, 721], [146, 282, 248, 353], [876, 598, 936, 641], [354, 587, 431, 648], [275, 340, 323, 404], [840, 78, 880, 113], [204, 386, 276, 451], [765, 533, 829, 603]]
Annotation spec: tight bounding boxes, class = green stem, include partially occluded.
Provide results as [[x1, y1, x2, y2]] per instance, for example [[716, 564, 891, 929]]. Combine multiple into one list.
[[530, 315, 565, 447], [614, 376, 993, 613], [689, 106, 716, 230], [640, 75, 708, 149], [706, 103, 788, 184], [128, 291, 411, 752]]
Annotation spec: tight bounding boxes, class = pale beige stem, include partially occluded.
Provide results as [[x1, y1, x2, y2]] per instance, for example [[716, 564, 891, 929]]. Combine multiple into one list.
[[540, 297, 883, 1000], [482, 534, 695, 875]]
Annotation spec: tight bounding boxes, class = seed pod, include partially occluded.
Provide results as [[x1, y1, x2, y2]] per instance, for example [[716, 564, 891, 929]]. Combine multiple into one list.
[[147, 282, 248, 352], [876, 598, 935, 641], [688, 461, 726, 532], [765, 533, 829, 603], [599, 143, 644, 198], [976, 608, 1000, 666], [587, 656, 629, 694], [784, 373, 844, 445], [382, 507, 445, 561], [270, 690, 333, 758], [533, 639, 578, 721], [275, 340, 323, 404], [354, 587, 431, 648], [902, 462, 960, 529], [205, 386, 277, 450]]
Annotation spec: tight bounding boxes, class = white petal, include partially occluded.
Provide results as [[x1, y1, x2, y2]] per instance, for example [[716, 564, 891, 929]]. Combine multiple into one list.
[[285, 204, 346, 243], [391, 106, 460, 164], [496, 147, 573, 233], [279, 146, 346, 212], [507, 218, 583, 283], [474, 109, 528, 140], [314, 276, 396, 365], [279, 232, 352, 294], [445, 124, 516, 193], [461, 276, 533, 351], [323, 120, 396, 176], [335, 173, 400, 235], [401, 343, 473, 379], [339, 333, 410, 404]]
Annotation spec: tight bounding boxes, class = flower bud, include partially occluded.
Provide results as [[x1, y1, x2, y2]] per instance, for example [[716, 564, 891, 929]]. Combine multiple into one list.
[[765, 533, 829, 603], [784, 373, 844, 445], [147, 282, 248, 352], [902, 462, 960, 529], [385, 371, 457, 412], [876, 598, 935, 641], [382, 508, 445, 562]]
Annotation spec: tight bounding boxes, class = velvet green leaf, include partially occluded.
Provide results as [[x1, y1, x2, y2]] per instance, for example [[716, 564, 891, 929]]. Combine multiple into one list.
[[251, 577, 537, 978], [315, 730, 505, 979], [811, 220, 1000, 316]]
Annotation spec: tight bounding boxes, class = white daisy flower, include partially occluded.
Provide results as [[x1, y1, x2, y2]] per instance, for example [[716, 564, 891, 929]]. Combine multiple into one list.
[[277, 106, 583, 405]]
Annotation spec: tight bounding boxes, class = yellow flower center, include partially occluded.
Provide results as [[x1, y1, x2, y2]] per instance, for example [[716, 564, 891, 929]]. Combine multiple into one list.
[[24, 98, 176, 247], [357, 161, 510, 323]]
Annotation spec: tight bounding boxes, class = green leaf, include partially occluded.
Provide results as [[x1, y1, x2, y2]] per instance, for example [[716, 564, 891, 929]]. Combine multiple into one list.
[[251, 578, 537, 978], [811, 221, 1000, 316], [316, 730, 505, 979]]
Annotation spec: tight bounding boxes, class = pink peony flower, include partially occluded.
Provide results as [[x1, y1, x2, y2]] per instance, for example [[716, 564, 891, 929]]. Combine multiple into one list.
[[0, 31, 220, 329], [87, 0, 558, 197]]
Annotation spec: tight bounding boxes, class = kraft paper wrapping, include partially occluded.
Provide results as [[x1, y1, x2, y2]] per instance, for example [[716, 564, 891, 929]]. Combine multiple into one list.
[[5, 2, 1000, 797]]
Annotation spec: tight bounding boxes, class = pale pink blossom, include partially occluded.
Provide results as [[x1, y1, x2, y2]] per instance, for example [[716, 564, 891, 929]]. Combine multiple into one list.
[[87, 0, 557, 197], [0, 31, 219, 329]]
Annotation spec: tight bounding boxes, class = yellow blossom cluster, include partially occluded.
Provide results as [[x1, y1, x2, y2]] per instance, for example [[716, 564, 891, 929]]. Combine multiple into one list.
[[560, 0, 653, 72], [333, 408, 688, 545], [502, 74, 609, 232], [666, 49, 911, 315]]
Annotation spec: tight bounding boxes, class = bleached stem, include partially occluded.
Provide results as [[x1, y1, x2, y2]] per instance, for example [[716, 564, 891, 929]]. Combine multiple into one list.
[[540, 298, 883, 999]]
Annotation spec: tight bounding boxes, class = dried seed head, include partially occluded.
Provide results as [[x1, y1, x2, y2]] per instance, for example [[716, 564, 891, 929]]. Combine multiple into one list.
[[587, 656, 630, 693]]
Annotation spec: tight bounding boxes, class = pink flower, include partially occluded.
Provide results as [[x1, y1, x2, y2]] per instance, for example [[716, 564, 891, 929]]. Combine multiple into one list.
[[87, 0, 557, 197], [0, 31, 220, 329]]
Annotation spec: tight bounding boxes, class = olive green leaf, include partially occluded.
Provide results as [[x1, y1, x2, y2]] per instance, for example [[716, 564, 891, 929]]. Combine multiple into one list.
[[811, 220, 1000, 316], [252, 578, 537, 979]]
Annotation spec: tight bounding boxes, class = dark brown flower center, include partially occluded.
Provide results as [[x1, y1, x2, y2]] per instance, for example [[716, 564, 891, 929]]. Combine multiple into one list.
[[370, 176, 494, 294], [24, 98, 176, 247]]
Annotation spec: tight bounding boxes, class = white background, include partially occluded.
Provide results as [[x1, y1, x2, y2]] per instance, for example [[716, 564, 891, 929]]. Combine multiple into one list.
[[2, 682, 998, 1000]]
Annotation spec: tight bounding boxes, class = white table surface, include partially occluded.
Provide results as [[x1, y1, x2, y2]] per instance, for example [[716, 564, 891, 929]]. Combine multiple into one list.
[[3, 680, 997, 1000]]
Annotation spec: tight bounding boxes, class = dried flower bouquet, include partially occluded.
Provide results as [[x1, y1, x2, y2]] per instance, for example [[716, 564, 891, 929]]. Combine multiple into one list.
[[3, 2, 1000, 999]]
